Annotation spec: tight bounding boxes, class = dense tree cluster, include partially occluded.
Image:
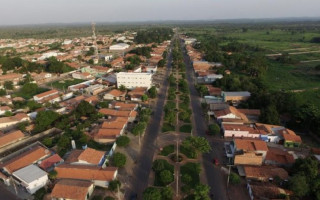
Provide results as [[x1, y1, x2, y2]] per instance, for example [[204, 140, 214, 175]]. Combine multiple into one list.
[[135, 28, 173, 44], [129, 47, 152, 58]]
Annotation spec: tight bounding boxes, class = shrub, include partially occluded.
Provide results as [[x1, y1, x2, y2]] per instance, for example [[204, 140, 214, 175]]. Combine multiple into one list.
[[208, 124, 220, 135], [112, 152, 126, 167], [116, 136, 130, 147], [229, 172, 241, 184]]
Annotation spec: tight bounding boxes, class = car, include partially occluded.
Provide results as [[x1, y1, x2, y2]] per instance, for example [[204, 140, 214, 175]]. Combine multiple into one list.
[[213, 158, 219, 166], [130, 193, 138, 200]]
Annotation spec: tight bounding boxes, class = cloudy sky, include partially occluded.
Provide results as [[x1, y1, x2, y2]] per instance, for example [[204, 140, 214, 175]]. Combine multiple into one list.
[[0, 0, 320, 25]]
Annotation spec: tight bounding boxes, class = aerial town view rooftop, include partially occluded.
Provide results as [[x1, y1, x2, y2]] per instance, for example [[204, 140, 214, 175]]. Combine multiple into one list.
[[0, 1, 320, 200]]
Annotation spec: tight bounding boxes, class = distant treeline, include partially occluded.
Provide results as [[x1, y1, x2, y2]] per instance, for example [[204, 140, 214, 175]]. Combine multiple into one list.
[[134, 28, 173, 44]]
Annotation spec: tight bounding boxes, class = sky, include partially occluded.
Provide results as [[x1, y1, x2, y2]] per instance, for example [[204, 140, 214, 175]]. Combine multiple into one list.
[[0, 0, 320, 26]]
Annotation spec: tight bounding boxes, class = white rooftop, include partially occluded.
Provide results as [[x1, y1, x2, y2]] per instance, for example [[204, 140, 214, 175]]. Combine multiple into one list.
[[222, 91, 251, 97], [12, 164, 47, 184]]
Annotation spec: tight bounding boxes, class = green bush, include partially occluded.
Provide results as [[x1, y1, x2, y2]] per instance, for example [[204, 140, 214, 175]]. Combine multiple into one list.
[[116, 136, 130, 147], [180, 124, 192, 133], [229, 172, 241, 185], [160, 145, 174, 156], [112, 152, 126, 167], [162, 123, 175, 132], [208, 124, 220, 135]]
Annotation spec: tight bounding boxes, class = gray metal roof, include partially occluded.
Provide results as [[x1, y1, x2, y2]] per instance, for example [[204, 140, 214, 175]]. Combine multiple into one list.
[[12, 165, 47, 184]]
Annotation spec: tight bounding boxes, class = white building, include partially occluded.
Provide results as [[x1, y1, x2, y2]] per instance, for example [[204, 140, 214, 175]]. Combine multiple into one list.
[[109, 43, 130, 51], [116, 72, 152, 89], [12, 165, 48, 194]]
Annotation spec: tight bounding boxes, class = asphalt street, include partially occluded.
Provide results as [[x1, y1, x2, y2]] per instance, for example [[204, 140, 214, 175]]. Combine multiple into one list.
[[0, 183, 21, 200], [181, 40, 228, 200], [127, 38, 174, 199]]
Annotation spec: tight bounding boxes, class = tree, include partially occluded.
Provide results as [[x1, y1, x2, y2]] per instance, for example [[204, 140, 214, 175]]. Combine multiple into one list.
[[148, 86, 157, 98], [17, 121, 29, 132], [165, 111, 176, 125], [182, 174, 192, 184], [194, 184, 210, 200], [152, 159, 166, 172], [289, 174, 309, 197], [183, 136, 211, 153], [4, 81, 13, 90], [229, 173, 241, 185], [48, 170, 57, 180], [119, 85, 126, 92], [141, 94, 148, 102], [108, 180, 121, 192], [42, 137, 53, 147], [208, 124, 220, 135], [0, 89, 6, 96], [27, 100, 42, 111], [131, 122, 146, 136], [4, 111, 13, 116], [260, 105, 280, 125], [161, 186, 173, 200], [34, 110, 60, 133], [157, 59, 166, 67], [116, 136, 130, 147], [160, 170, 174, 185], [143, 187, 162, 200], [112, 152, 126, 167]]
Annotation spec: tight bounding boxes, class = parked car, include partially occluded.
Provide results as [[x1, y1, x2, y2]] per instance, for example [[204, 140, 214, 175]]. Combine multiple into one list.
[[213, 158, 219, 166]]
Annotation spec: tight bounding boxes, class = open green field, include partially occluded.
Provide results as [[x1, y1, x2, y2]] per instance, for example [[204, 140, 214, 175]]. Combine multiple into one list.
[[262, 61, 320, 91], [48, 79, 85, 90]]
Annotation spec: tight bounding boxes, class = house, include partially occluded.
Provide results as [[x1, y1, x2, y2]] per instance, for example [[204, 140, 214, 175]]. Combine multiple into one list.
[[233, 139, 268, 166], [85, 84, 107, 95], [279, 128, 302, 147], [265, 147, 295, 167], [0, 130, 24, 148], [84, 95, 99, 105], [222, 124, 263, 138], [38, 154, 64, 172], [112, 102, 138, 111], [128, 87, 148, 101], [1, 145, 50, 174], [72, 72, 93, 80], [243, 165, 288, 182], [116, 72, 152, 89], [55, 164, 118, 188], [65, 148, 106, 166], [99, 108, 137, 122], [111, 57, 124, 68], [197, 74, 223, 84], [0, 113, 30, 131], [192, 61, 211, 73], [247, 182, 292, 200], [213, 106, 249, 122], [206, 85, 222, 96], [184, 38, 197, 44], [0, 106, 12, 115], [104, 89, 126, 101], [101, 120, 127, 130], [221, 91, 251, 104], [0, 97, 12, 105], [0, 73, 23, 85], [51, 179, 94, 200], [109, 43, 130, 51], [143, 65, 157, 74], [93, 128, 123, 143], [12, 164, 48, 194], [33, 89, 59, 103]]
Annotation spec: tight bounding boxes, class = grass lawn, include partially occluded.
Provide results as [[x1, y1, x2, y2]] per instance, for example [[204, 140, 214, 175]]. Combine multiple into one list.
[[162, 123, 175, 133], [180, 124, 192, 133], [48, 79, 85, 90], [180, 162, 200, 187], [153, 159, 174, 187], [159, 144, 174, 156], [262, 60, 320, 91], [180, 144, 197, 159]]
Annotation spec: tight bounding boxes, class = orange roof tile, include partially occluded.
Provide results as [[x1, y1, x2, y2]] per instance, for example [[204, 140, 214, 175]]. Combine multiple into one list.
[[34, 89, 59, 99], [106, 89, 126, 97], [78, 148, 105, 165], [95, 129, 122, 139], [55, 164, 117, 182], [234, 139, 268, 152], [244, 165, 288, 181], [101, 121, 126, 129], [265, 147, 295, 165], [51, 179, 93, 200], [0, 130, 24, 148], [39, 154, 63, 170], [2, 146, 50, 173]]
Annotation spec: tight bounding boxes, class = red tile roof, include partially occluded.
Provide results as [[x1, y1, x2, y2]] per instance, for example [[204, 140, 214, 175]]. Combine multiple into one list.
[[0, 130, 24, 148], [55, 164, 117, 182], [234, 139, 268, 152], [39, 154, 63, 170], [51, 179, 93, 200]]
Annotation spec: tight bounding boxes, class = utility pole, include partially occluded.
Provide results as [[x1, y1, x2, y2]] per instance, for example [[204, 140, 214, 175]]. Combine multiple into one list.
[[176, 167, 179, 198], [227, 165, 232, 188], [117, 184, 121, 200]]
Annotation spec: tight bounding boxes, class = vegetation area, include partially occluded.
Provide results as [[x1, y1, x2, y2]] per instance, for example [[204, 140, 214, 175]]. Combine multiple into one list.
[[180, 124, 192, 133], [135, 28, 173, 44], [184, 23, 320, 137], [152, 159, 174, 186], [159, 144, 174, 156], [49, 79, 85, 90]]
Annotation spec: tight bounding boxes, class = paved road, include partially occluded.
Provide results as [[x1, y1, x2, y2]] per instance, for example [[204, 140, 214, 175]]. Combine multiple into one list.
[[180, 39, 228, 200], [0, 184, 21, 200], [127, 38, 174, 199]]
